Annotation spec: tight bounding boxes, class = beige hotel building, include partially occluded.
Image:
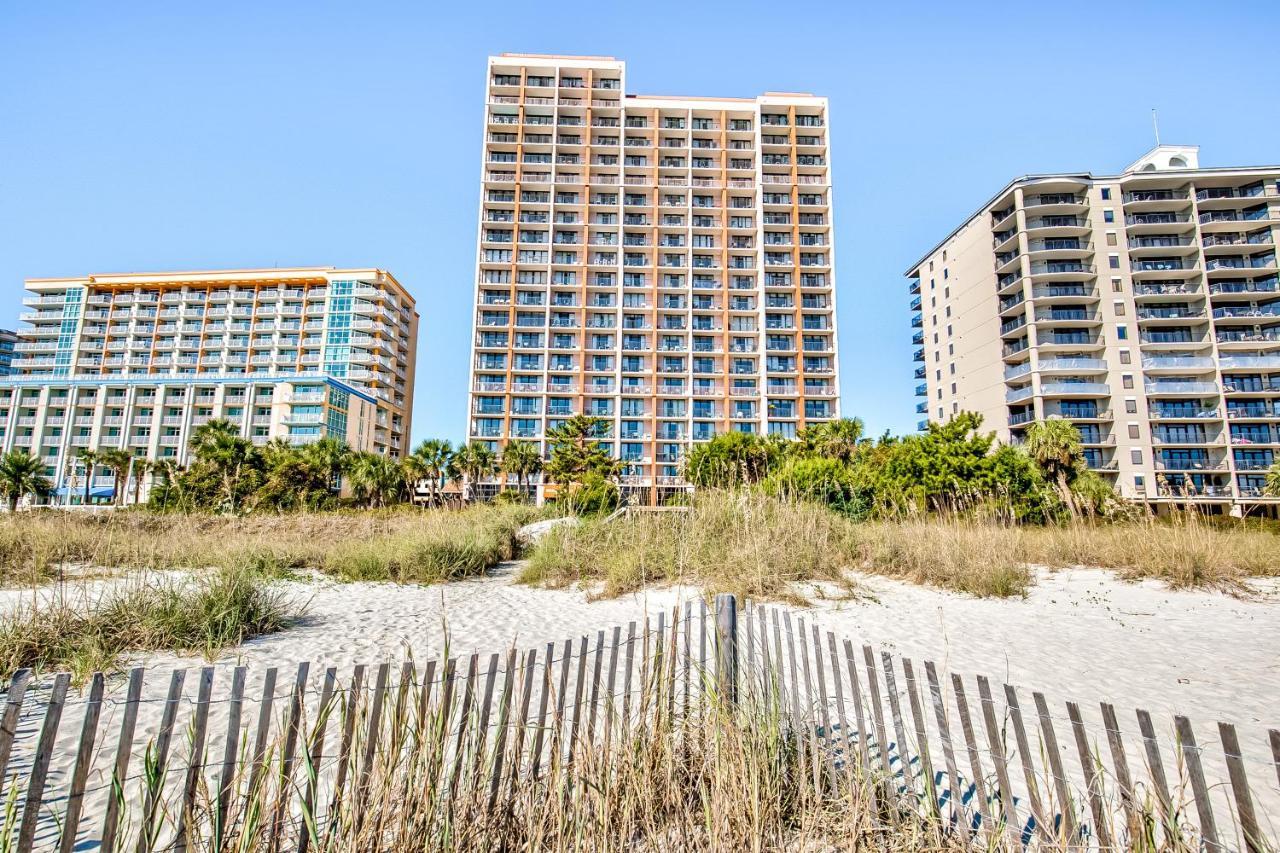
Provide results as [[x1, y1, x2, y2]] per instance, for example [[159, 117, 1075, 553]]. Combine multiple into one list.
[[0, 267, 417, 504], [907, 145, 1280, 511], [468, 54, 840, 502]]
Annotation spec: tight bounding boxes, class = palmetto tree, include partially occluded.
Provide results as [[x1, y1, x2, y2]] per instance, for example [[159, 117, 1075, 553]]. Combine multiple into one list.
[[95, 448, 133, 508], [75, 447, 98, 506], [1023, 417, 1085, 518], [451, 442, 497, 502], [189, 419, 255, 512], [302, 436, 351, 494], [1265, 459, 1280, 498], [347, 452, 404, 508], [129, 456, 154, 506], [798, 417, 866, 464], [400, 450, 431, 507], [501, 440, 543, 498], [0, 449, 52, 512], [412, 439, 453, 506]]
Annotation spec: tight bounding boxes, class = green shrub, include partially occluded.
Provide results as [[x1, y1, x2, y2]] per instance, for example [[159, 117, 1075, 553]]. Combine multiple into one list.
[[762, 457, 870, 519]]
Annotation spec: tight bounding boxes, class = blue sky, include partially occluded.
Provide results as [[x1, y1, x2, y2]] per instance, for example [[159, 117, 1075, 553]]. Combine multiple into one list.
[[3, 1, 1278, 444]]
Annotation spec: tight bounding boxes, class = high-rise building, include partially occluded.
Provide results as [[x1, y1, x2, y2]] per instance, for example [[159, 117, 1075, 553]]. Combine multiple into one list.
[[0, 330, 15, 376], [468, 54, 840, 503], [906, 145, 1280, 511], [0, 267, 417, 504]]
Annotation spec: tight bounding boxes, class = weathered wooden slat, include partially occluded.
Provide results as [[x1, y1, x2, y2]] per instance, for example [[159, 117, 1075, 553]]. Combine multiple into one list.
[[620, 623, 637, 729], [924, 662, 969, 843], [1032, 691, 1076, 842], [354, 661, 391, 829], [743, 599, 755, 703], [136, 668, 187, 853], [551, 639, 573, 761], [487, 648, 518, 811], [1174, 715, 1220, 853], [474, 652, 501, 781], [1217, 722, 1261, 853], [842, 640, 872, 775], [902, 659, 938, 817], [1067, 700, 1112, 850], [1135, 709, 1174, 825], [718, 598, 739, 708], [567, 636, 588, 763], [600, 628, 621, 758], [861, 645, 892, 779], [808, 624, 833, 752], [57, 671, 105, 853], [175, 665, 216, 853], [448, 654, 480, 794], [757, 607, 772, 706], [879, 651, 916, 796], [530, 643, 554, 778], [506, 647, 536, 795], [796, 618, 823, 790], [1002, 684, 1049, 842], [297, 667, 337, 853], [976, 675, 1022, 843], [325, 664, 364, 841], [0, 668, 33, 798], [698, 598, 708, 703], [213, 665, 247, 851], [950, 674, 991, 840], [99, 667, 144, 853], [681, 602, 693, 720], [1099, 702, 1137, 840], [17, 672, 71, 853], [586, 629, 605, 741], [1270, 729, 1280, 791], [824, 632, 854, 779], [246, 666, 279, 803]]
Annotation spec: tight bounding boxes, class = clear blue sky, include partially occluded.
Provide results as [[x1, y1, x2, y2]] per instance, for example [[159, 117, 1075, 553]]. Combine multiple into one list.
[[3, 1, 1278, 445]]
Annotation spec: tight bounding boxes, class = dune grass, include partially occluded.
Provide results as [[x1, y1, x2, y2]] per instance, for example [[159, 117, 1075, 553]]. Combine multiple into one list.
[[524, 491, 1280, 600], [0, 504, 541, 587], [0, 566, 298, 679]]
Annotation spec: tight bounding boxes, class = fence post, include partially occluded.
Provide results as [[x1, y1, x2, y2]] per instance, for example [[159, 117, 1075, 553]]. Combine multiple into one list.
[[715, 593, 738, 706]]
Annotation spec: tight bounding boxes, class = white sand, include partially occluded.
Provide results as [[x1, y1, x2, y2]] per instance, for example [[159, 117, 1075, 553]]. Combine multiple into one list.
[[2, 562, 1277, 845]]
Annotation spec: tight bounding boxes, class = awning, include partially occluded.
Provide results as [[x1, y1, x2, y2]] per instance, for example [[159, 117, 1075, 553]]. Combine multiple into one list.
[[52, 486, 116, 498]]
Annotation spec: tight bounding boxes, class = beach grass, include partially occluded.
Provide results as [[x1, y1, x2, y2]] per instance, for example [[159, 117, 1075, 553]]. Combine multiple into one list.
[[0, 504, 541, 587], [0, 566, 298, 679], [524, 491, 1279, 599]]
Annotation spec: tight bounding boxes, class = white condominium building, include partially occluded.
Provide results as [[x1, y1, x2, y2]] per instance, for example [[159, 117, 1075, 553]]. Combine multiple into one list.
[[907, 146, 1280, 511], [0, 267, 417, 504], [468, 54, 840, 502]]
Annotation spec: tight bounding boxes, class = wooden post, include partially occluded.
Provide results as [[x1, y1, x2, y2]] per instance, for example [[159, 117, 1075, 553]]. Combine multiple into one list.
[[976, 675, 1022, 844], [100, 667, 144, 853], [1174, 715, 1220, 853], [214, 666, 247, 851], [17, 672, 70, 853], [1218, 722, 1261, 853], [58, 672, 105, 853], [714, 593, 738, 706], [176, 666, 216, 852], [0, 669, 32, 799], [137, 669, 187, 853]]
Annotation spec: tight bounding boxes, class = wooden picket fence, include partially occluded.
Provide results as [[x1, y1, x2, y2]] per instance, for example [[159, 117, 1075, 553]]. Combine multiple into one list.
[[0, 595, 1277, 851]]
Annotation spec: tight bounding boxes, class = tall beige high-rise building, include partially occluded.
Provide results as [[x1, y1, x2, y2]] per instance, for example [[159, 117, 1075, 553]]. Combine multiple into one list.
[[906, 145, 1280, 511], [0, 267, 417, 505], [468, 54, 840, 502]]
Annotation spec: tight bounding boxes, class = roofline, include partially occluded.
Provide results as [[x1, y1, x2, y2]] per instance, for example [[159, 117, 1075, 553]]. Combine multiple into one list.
[[903, 162, 1280, 277], [495, 52, 618, 61]]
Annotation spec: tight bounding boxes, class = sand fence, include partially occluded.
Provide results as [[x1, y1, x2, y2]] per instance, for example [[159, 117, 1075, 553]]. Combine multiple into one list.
[[0, 595, 1277, 851]]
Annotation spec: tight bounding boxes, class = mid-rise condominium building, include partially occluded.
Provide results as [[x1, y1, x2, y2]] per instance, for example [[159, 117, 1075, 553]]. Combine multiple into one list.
[[906, 145, 1280, 511], [468, 54, 840, 502], [1, 267, 417, 504], [0, 330, 15, 376]]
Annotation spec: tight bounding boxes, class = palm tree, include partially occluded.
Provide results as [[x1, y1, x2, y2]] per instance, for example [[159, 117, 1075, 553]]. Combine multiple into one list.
[[1265, 459, 1280, 498], [799, 417, 865, 464], [400, 451, 431, 507], [129, 456, 154, 506], [302, 436, 351, 494], [1023, 418, 1085, 518], [347, 452, 404, 508], [96, 448, 133, 508], [412, 439, 453, 506], [75, 447, 97, 506], [501, 440, 543, 499], [0, 449, 52, 512], [189, 419, 254, 512], [451, 442, 497, 503]]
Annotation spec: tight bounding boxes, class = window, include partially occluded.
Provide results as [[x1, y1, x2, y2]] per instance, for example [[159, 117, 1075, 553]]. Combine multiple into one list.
[[1108, 254, 1120, 269], [1106, 232, 1117, 247], [1125, 398, 1137, 414], [1103, 210, 1115, 223], [1134, 475, 1145, 491], [1116, 325, 1127, 340], [1100, 188, 1111, 200], [1128, 424, 1140, 439], [1111, 277, 1123, 292], [1114, 300, 1126, 316], [1122, 374, 1134, 390], [1130, 450, 1142, 465], [1119, 349, 1131, 365]]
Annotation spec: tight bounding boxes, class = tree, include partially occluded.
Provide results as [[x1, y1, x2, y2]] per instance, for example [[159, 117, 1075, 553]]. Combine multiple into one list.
[[96, 448, 133, 508], [1265, 459, 1280, 498], [543, 415, 617, 487], [0, 450, 51, 512], [451, 442, 498, 501], [410, 439, 453, 506], [797, 417, 865, 464], [1023, 418, 1086, 518], [75, 447, 97, 506], [347, 452, 403, 508], [400, 450, 431, 507], [501, 440, 543, 497], [302, 436, 351, 494], [129, 456, 154, 506], [189, 419, 255, 512], [682, 431, 778, 489]]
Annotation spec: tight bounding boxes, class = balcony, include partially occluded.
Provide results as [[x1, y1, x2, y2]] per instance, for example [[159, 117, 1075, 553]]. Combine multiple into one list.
[[1040, 382, 1110, 396], [1150, 407, 1219, 420], [1145, 381, 1219, 395], [1029, 261, 1095, 277], [1038, 357, 1108, 373]]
